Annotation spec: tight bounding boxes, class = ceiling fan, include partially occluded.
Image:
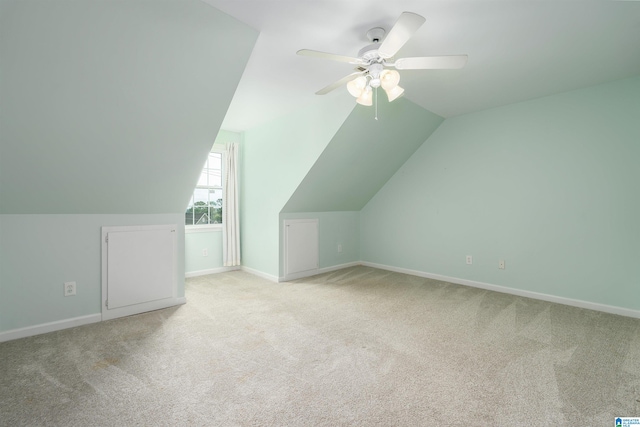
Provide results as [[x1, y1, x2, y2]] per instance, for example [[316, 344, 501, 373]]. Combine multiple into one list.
[[297, 12, 468, 106]]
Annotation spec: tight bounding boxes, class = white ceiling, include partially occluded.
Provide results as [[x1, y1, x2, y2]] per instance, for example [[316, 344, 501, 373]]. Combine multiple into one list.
[[202, 0, 640, 132]]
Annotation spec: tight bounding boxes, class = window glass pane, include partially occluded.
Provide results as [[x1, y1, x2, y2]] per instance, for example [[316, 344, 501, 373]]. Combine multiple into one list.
[[207, 169, 221, 187], [185, 195, 195, 225], [185, 213, 194, 225], [197, 170, 208, 187], [191, 189, 209, 224], [195, 210, 209, 225], [185, 151, 224, 226], [185, 194, 194, 209], [209, 188, 222, 224], [193, 188, 208, 204], [209, 152, 222, 170]]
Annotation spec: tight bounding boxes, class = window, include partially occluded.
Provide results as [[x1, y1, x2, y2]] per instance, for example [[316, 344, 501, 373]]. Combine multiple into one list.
[[185, 151, 223, 226]]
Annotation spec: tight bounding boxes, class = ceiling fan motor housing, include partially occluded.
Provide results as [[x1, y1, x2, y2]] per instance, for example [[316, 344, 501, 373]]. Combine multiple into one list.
[[366, 27, 385, 43], [358, 44, 383, 62], [368, 63, 383, 87], [297, 12, 467, 100], [359, 27, 388, 63]]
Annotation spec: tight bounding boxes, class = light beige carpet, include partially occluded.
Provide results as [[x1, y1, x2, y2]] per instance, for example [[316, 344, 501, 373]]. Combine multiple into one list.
[[1, 266, 639, 426]]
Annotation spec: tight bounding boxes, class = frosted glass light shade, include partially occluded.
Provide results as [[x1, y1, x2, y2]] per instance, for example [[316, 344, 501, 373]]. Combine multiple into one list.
[[384, 85, 404, 102], [356, 87, 373, 106], [380, 70, 400, 90], [347, 76, 367, 98]]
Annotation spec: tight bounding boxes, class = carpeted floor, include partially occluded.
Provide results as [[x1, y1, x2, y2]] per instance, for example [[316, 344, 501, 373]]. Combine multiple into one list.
[[1, 266, 639, 426]]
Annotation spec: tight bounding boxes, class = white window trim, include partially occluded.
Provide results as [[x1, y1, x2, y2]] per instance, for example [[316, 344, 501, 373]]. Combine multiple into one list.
[[185, 147, 225, 229], [185, 224, 222, 234]]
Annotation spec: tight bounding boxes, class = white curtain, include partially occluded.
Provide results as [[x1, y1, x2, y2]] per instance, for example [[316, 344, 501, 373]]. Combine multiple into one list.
[[223, 142, 241, 266]]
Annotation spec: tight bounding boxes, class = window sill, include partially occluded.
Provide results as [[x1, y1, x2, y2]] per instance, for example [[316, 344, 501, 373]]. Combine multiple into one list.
[[185, 225, 222, 234]]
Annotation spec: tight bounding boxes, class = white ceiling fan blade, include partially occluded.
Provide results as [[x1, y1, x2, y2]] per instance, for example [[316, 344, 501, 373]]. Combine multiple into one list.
[[316, 71, 365, 95], [297, 49, 363, 64], [394, 55, 468, 70], [378, 12, 426, 59]]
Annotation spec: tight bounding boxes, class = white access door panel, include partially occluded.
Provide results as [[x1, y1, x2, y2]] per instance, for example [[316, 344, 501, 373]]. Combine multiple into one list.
[[284, 219, 319, 278], [102, 225, 178, 321]]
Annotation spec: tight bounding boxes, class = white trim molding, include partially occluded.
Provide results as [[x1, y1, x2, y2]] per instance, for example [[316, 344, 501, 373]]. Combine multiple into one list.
[[279, 261, 361, 282], [6, 261, 637, 343], [185, 266, 240, 278], [0, 299, 187, 343], [361, 261, 640, 320], [0, 314, 102, 343], [280, 268, 318, 282], [185, 225, 222, 234], [240, 266, 279, 283]]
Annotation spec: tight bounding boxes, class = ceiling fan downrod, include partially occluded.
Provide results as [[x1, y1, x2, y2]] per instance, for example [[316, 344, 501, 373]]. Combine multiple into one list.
[[296, 11, 468, 115]]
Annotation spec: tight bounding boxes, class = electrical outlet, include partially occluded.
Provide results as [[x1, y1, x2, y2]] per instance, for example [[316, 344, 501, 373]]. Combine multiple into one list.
[[337, 244, 343, 253], [466, 255, 473, 265], [64, 281, 76, 297], [202, 248, 208, 257], [499, 260, 505, 270]]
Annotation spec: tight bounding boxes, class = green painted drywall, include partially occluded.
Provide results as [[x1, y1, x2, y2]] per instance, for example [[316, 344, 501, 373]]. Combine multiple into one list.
[[183, 130, 240, 275], [185, 230, 224, 274], [0, 1, 255, 335], [240, 94, 355, 277], [0, 214, 185, 332], [216, 129, 242, 145], [282, 98, 443, 213], [280, 212, 360, 274], [0, 0, 257, 214], [361, 76, 640, 311]]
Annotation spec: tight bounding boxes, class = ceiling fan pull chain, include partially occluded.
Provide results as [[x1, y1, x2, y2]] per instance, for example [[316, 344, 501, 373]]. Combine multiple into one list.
[[375, 87, 378, 121], [297, 12, 468, 106]]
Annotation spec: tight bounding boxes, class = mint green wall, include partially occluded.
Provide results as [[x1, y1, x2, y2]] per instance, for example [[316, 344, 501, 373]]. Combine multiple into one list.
[[184, 130, 241, 275], [240, 95, 354, 277], [282, 98, 443, 213], [0, 214, 184, 332], [361, 76, 640, 310], [185, 230, 224, 274], [216, 129, 242, 145], [0, 1, 257, 334], [0, 0, 257, 214], [280, 212, 360, 275]]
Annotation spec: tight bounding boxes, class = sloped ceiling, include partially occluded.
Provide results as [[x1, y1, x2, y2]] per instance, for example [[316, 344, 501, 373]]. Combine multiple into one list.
[[0, 0, 258, 214], [202, 0, 640, 132], [281, 98, 443, 213]]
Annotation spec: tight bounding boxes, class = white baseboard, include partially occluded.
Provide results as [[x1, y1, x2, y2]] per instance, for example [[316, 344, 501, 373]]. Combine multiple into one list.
[[185, 266, 240, 278], [0, 298, 188, 343], [281, 261, 361, 282], [187, 264, 280, 283], [240, 266, 279, 282], [361, 261, 640, 320], [0, 314, 102, 343], [5, 263, 635, 343], [101, 296, 186, 322]]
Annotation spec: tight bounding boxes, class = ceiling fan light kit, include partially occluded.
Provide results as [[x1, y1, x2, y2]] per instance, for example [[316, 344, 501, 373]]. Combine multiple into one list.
[[356, 86, 373, 106], [348, 68, 404, 103], [381, 70, 400, 90], [385, 84, 405, 102], [297, 11, 468, 112], [347, 76, 367, 98]]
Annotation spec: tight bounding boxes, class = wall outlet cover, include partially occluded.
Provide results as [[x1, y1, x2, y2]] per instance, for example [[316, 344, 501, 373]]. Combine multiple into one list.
[[64, 281, 76, 296]]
